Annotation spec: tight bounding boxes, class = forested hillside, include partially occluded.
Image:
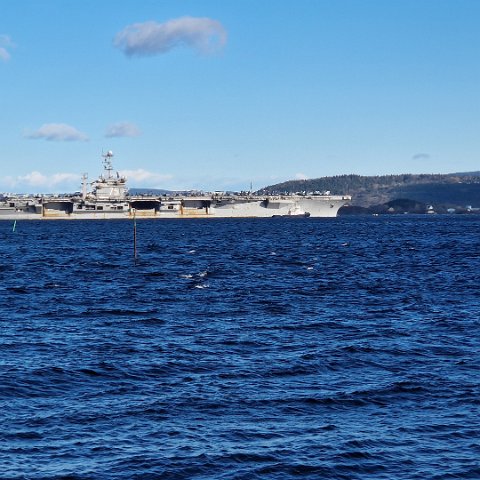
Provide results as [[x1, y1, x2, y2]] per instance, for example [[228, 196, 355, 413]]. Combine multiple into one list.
[[260, 173, 480, 208]]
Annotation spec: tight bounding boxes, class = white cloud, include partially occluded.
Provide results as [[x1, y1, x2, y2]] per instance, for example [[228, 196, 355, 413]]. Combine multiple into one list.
[[114, 16, 227, 57], [0, 48, 10, 61], [119, 169, 173, 187], [1, 169, 171, 193], [25, 123, 88, 142], [295, 172, 309, 180], [19, 171, 49, 187], [0, 35, 13, 61], [50, 173, 81, 185], [1, 171, 79, 192], [105, 122, 141, 138]]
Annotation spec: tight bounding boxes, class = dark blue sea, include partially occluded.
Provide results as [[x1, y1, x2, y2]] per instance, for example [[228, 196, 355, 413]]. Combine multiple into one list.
[[1, 216, 479, 479]]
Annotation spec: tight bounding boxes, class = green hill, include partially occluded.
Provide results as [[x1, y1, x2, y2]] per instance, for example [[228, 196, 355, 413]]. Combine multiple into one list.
[[260, 173, 480, 209]]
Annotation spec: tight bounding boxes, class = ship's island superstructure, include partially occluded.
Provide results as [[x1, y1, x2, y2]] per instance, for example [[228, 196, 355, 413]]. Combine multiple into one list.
[[0, 152, 351, 219]]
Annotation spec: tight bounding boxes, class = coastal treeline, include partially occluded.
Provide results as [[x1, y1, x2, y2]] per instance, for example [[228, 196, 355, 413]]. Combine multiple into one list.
[[260, 173, 480, 196]]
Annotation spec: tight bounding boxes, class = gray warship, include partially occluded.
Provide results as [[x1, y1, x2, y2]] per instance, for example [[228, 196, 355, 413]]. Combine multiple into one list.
[[0, 152, 351, 219]]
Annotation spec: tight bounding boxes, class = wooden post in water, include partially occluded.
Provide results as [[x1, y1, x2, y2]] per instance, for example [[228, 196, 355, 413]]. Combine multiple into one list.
[[133, 209, 137, 264]]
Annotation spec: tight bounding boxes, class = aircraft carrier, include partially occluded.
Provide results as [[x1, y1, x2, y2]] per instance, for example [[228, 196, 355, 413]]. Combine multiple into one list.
[[0, 152, 351, 220]]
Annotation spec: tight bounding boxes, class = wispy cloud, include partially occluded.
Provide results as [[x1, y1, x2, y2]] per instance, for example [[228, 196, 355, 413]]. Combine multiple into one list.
[[114, 16, 227, 57], [105, 122, 141, 138], [295, 172, 309, 180], [1, 169, 171, 193], [2, 171, 79, 192], [412, 153, 431, 160], [0, 35, 14, 61], [119, 169, 173, 187], [25, 123, 88, 142]]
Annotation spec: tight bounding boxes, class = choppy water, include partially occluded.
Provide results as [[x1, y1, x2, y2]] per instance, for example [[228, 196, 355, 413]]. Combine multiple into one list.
[[1, 216, 479, 479]]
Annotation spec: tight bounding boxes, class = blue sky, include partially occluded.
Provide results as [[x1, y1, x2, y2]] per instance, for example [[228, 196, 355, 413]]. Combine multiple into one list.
[[1, 0, 479, 193]]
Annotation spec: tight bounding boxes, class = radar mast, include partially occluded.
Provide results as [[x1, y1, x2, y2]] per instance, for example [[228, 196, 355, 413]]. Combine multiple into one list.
[[102, 150, 115, 179]]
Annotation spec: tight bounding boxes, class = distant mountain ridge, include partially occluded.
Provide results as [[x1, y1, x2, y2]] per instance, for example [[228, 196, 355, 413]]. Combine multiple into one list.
[[260, 172, 480, 208]]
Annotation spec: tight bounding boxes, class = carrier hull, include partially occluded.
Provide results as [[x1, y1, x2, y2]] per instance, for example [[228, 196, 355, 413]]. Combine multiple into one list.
[[0, 195, 350, 220]]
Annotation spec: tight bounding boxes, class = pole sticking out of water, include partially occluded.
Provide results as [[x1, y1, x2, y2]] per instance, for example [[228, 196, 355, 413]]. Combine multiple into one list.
[[12, 220, 17, 233], [133, 209, 137, 264]]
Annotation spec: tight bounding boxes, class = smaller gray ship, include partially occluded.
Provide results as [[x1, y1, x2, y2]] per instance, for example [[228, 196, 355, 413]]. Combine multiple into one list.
[[0, 152, 351, 219]]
